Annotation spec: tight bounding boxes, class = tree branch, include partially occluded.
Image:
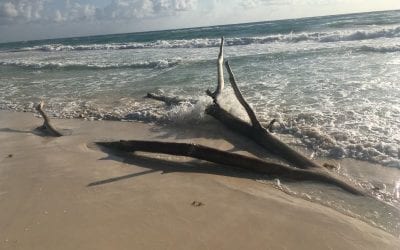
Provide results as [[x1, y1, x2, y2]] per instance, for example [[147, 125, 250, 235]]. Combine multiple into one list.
[[207, 37, 225, 99], [143, 38, 327, 170], [35, 101, 63, 137], [225, 61, 262, 129], [205, 103, 322, 169], [97, 140, 365, 196]]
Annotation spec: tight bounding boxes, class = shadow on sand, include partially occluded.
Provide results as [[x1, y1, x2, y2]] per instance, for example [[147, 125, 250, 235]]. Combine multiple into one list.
[[0, 127, 72, 137], [88, 144, 269, 187], [148, 121, 279, 160]]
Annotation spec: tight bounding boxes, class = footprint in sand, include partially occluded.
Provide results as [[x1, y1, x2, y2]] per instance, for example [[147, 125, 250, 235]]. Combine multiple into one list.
[[191, 201, 204, 207]]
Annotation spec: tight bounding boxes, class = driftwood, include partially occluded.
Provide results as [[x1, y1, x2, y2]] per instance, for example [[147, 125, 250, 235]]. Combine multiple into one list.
[[36, 101, 63, 137], [97, 140, 364, 195], [147, 37, 321, 170], [120, 37, 365, 195], [206, 36, 225, 98]]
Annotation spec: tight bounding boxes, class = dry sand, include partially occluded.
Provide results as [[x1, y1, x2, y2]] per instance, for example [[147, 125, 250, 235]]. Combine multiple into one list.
[[0, 110, 399, 250]]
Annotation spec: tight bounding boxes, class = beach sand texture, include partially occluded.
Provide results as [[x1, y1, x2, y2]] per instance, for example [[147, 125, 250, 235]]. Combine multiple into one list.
[[0, 111, 399, 250]]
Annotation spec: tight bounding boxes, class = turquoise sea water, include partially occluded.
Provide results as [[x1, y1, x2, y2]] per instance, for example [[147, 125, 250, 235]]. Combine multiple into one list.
[[1, 9, 400, 235], [1, 10, 399, 168]]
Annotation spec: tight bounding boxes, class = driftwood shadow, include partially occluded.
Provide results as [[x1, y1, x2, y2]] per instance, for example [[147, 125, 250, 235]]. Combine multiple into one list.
[[89, 144, 267, 187], [0, 127, 71, 137], [149, 122, 278, 161], [88, 169, 159, 187], [0, 127, 34, 134], [0, 127, 52, 137]]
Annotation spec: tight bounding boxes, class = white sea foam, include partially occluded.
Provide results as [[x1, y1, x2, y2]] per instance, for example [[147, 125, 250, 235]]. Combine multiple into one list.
[[0, 59, 180, 70], [1, 84, 399, 172], [281, 123, 400, 168], [165, 96, 211, 124], [8, 26, 400, 52]]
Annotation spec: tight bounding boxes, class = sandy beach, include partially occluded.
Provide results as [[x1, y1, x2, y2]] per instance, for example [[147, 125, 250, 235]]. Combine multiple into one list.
[[0, 110, 399, 250]]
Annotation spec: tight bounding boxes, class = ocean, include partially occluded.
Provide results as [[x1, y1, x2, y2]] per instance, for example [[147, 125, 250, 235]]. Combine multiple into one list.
[[1, 9, 400, 234]]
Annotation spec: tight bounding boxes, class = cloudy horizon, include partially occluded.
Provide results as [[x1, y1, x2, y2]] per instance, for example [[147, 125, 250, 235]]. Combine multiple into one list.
[[0, 0, 399, 43]]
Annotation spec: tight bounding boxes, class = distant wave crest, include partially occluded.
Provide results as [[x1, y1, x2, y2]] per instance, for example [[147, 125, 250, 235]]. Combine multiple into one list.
[[8, 26, 400, 52], [0, 59, 180, 70]]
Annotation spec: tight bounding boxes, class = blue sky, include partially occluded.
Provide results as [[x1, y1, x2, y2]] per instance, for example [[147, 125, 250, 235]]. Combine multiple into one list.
[[0, 0, 399, 42]]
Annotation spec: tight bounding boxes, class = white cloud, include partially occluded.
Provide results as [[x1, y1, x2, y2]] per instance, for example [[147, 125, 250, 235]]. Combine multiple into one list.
[[173, 0, 197, 11], [64, 1, 96, 21], [98, 0, 155, 19], [1, 2, 18, 17], [239, 0, 352, 9], [97, 0, 197, 20], [0, 0, 48, 24], [1, 0, 399, 41], [53, 9, 64, 22], [240, 0, 293, 8], [0, 0, 198, 25]]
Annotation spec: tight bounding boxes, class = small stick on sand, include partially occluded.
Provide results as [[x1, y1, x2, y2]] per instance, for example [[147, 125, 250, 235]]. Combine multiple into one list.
[[36, 101, 63, 137]]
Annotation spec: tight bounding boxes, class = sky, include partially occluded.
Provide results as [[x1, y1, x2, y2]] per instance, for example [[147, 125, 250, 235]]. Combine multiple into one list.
[[0, 0, 399, 43]]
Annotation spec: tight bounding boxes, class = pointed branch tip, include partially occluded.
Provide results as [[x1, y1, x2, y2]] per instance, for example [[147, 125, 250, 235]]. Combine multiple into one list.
[[209, 36, 225, 100], [224, 61, 262, 129]]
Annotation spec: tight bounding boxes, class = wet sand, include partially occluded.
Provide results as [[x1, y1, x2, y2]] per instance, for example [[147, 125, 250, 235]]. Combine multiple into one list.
[[0, 111, 399, 249]]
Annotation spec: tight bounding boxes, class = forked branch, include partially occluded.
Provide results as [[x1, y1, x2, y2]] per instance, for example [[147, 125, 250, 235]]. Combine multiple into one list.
[[141, 37, 359, 195], [145, 38, 324, 170]]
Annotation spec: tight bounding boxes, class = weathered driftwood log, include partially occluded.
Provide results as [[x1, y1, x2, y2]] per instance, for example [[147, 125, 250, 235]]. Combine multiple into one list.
[[97, 140, 365, 195], [143, 37, 365, 196], [35, 101, 63, 137], [208, 59, 323, 169], [204, 104, 320, 169], [147, 37, 321, 170]]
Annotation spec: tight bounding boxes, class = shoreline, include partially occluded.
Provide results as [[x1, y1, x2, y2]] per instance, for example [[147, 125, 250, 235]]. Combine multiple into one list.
[[0, 110, 399, 249]]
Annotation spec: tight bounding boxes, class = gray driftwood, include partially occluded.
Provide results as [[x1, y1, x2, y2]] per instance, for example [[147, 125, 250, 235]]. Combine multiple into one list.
[[36, 101, 63, 137], [97, 140, 364, 195], [205, 61, 321, 169], [147, 37, 321, 170], [125, 37, 365, 195]]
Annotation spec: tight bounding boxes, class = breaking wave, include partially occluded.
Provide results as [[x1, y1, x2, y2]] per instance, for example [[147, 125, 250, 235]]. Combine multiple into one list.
[[8, 26, 400, 52], [278, 124, 400, 169], [358, 45, 400, 53], [0, 59, 180, 70], [2, 93, 398, 169]]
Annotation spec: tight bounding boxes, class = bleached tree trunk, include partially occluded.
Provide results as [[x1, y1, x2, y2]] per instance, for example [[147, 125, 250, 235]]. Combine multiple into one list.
[[124, 37, 365, 196]]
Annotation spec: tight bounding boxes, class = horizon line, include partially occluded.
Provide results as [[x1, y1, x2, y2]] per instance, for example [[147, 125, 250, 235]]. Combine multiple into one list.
[[1, 8, 399, 45]]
